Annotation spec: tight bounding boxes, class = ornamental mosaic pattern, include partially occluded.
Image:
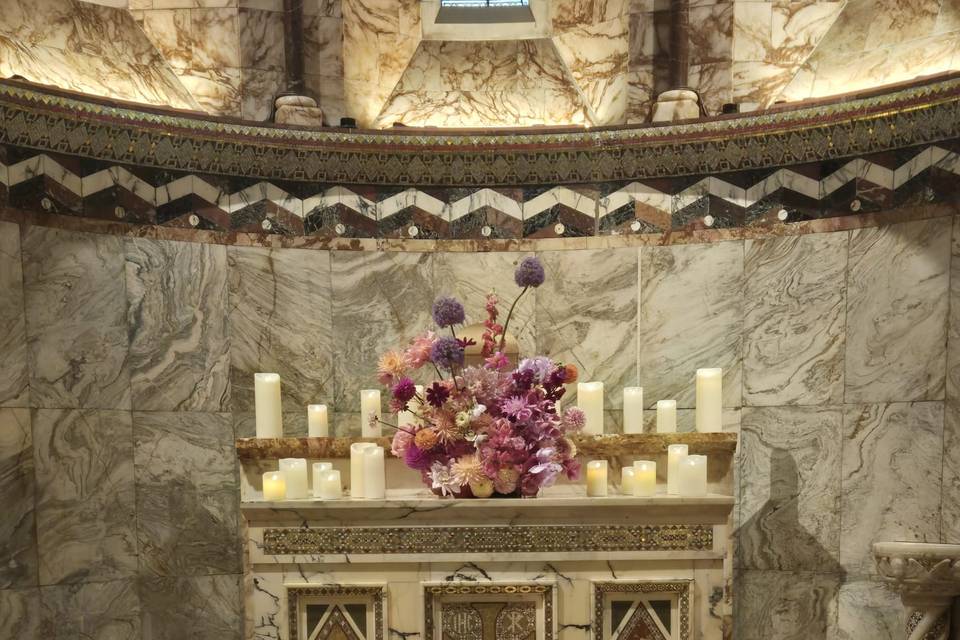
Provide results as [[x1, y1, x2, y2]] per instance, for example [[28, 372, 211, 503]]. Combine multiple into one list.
[[262, 525, 714, 555], [594, 581, 693, 640], [424, 584, 554, 640], [287, 585, 385, 640]]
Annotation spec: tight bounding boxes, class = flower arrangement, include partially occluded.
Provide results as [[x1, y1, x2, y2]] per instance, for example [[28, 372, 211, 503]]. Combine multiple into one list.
[[374, 256, 583, 498]]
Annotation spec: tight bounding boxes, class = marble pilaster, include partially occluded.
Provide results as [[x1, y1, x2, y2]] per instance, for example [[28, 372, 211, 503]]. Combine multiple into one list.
[[0, 221, 28, 407], [0, 408, 36, 590]]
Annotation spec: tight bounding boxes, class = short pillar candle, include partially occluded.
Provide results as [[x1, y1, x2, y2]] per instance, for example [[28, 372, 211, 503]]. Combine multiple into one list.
[[262, 471, 286, 501], [254, 373, 282, 438], [633, 460, 656, 497], [317, 470, 343, 500], [586, 460, 608, 497], [667, 444, 689, 495], [623, 387, 644, 434], [656, 400, 677, 433], [307, 404, 329, 437], [312, 461, 333, 497], [350, 442, 376, 498], [620, 466, 637, 495], [578, 382, 604, 435], [678, 454, 708, 496], [360, 389, 382, 438], [278, 458, 308, 499], [695, 368, 722, 433], [363, 446, 386, 500]]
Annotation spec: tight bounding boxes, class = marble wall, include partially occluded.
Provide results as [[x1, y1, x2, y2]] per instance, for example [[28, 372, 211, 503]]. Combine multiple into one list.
[[0, 213, 957, 637]]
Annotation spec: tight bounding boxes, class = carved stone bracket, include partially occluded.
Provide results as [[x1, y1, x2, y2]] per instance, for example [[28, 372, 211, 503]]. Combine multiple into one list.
[[873, 542, 960, 640]]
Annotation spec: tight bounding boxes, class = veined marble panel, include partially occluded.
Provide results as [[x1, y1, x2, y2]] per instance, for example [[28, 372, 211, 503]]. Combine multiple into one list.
[[0, 408, 36, 590], [241, 67, 286, 121], [844, 218, 950, 403], [552, 17, 629, 125], [535, 248, 638, 411], [733, 570, 841, 640], [191, 8, 240, 69], [330, 251, 434, 411], [38, 578, 140, 639], [689, 2, 734, 65], [139, 574, 242, 639], [638, 241, 742, 409], [304, 14, 344, 79], [239, 8, 284, 71], [22, 226, 131, 410], [945, 216, 960, 544], [0, 588, 40, 638], [840, 402, 943, 575], [831, 578, 901, 640], [739, 406, 842, 571], [133, 411, 239, 577], [33, 409, 137, 585], [228, 246, 333, 412], [179, 66, 243, 116], [140, 8, 194, 70], [0, 221, 28, 407], [125, 238, 230, 412], [743, 233, 846, 406]]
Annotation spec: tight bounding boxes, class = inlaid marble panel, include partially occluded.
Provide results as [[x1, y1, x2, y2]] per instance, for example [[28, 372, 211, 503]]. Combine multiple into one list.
[[330, 251, 434, 411], [239, 8, 284, 71], [845, 218, 950, 403], [39, 578, 140, 640], [33, 409, 137, 586], [831, 579, 901, 640], [22, 226, 131, 410], [733, 570, 841, 640], [133, 411, 239, 577], [743, 233, 846, 406], [0, 408, 36, 590], [738, 406, 842, 571], [433, 252, 536, 357], [638, 241, 742, 409], [125, 238, 230, 412], [0, 221, 28, 407], [839, 402, 943, 575], [552, 17, 629, 125], [0, 588, 40, 638], [535, 248, 638, 410], [228, 246, 333, 412], [139, 574, 242, 640]]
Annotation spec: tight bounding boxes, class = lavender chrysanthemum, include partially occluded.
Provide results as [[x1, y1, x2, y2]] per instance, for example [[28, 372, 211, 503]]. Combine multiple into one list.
[[514, 256, 545, 288], [430, 336, 465, 371], [432, 296, 466, 328]]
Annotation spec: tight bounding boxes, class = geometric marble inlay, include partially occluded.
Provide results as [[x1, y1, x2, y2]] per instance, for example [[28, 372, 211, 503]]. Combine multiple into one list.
[[425, 584, 554, 640], [594, 581, 693, 640], [287, 586, 384, 640]]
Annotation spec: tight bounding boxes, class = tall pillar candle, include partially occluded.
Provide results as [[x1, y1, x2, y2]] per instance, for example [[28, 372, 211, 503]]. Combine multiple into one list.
[[307, 404, 329, 437], [254, 373, 282, 438], [656, 400, 677, 433], [633, 460, 656, 497], [578, 382, 604, 435], [398, 385, 424, 428], [317, 470, 343, 499], [623, 387, 644, 434], [667, 444, 688, 495], [620, 466, 637, 495], [363, 446, 386, 499], [695, 368, 722, 433], [586, 460, 608, 497], [262, 471, 286, 501], [360, 389, 382, 438], [312, 461, 332, 497], [678, 454, 708, 496], [278, 458, 308, 499], [350, 442, 376, 498]]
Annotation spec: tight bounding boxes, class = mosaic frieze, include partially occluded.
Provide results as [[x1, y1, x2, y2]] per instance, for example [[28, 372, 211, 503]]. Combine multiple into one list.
[[424, 584, 554, 640]]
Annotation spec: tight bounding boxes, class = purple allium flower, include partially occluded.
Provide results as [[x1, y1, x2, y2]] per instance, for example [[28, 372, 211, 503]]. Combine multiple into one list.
[[431, 335, 465, 371], [392, 377, 417, 403], [514, 256, 545, 288], [432, 296, 466, 328]]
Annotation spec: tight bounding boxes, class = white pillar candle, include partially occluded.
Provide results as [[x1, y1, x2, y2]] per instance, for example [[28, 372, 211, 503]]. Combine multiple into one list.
[[678, 454, 708, 497], [633, 460, 656, 497], [363, 446, 386, 500], [360, 389, 382, 438], [398, 385, 424, 428], [278, 458, 308, 499], [307, 404, 329, 437], [317, 469, 343, 500], [262, 470, 286, 501], [254, 373, 283, 438], [696, 368, 722, 433], [667, 444, 689, 495], [620, 466, 636, 495], [656, 400, 677, 433], [578, 382, 604, 435], [623, 387, 644, 434], [350, 442, 376, 498], [586, 460, 608, 497], [312, 461, 333, 497]]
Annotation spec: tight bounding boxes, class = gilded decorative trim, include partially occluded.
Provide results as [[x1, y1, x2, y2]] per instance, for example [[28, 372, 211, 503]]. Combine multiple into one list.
[[1, 76, 958, 185], [262, 524, 713, 555], [593, 581, 693, 640], [424, 583, 555, 640], [286, 585, 385, 640]]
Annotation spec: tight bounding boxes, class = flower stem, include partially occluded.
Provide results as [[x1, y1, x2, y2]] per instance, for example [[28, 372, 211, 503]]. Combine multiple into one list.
[[499, 286, 528, 352]]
